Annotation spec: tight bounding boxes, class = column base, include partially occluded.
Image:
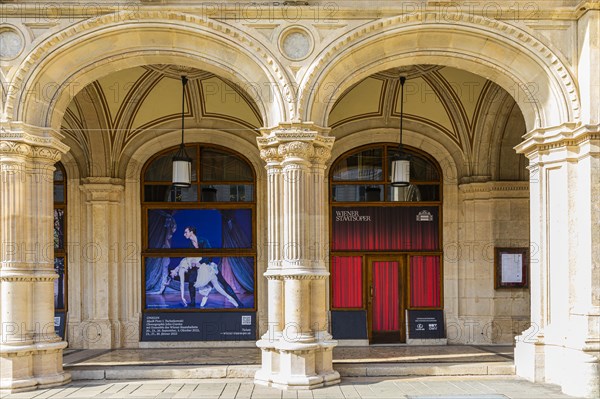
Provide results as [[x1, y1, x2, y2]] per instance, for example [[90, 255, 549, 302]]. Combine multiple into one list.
[[0, 341, 71, 394], [514, 327, 545, 382], [255, 338, 340, 390], [515, 328, 600, 398], [547, 345, 599, 398]]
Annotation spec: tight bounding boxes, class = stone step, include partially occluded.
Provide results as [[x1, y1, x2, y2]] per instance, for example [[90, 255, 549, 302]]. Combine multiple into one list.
[[67, 362, 514, 381]]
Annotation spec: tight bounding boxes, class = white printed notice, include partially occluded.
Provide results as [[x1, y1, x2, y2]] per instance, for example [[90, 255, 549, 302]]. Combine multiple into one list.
[[501, 253, 522, 283]]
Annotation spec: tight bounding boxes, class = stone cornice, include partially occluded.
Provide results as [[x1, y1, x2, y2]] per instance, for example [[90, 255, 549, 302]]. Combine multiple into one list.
[[2, 2, 594, 20], [459, 181, 530, 200], [259, 122, 331, 138], [515, 123, 600, 157], [575, 1, 600, 18], [0, 122, 69, 158], [81, 177, 125, 186]]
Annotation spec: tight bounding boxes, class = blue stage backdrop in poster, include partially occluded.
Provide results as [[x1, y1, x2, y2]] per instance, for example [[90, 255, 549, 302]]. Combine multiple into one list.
[[147, 208, 252, 249]]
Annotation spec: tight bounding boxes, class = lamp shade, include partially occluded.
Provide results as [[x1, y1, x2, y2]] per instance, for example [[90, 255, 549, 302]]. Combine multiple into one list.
[[172, 75, 191, 187], [390, 157, 410, 187], [172, 145, 192, 187]]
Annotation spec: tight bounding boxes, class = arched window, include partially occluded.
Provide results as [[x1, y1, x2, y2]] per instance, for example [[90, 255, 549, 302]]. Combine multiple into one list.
[[53, 163, 67, 311], [329, 144, 443, 344], [330, 144, 441, 202], [141, 144, 256, 340]]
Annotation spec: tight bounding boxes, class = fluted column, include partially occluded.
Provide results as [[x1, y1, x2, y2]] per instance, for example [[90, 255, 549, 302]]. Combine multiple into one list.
[[0, 124, 71, 393], [256, 148, 284, 379], [79, 178, 124, 349], [515, 123, 600, 398], [255, 122, 339, 390]]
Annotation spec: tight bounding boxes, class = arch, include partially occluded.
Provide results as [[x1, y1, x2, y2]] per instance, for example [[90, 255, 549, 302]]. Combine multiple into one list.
[[301, 13, 580, 131], [125, 128, 267, 192], [122, 129, 267, 332], [328, 127, 464, 184], [5, 11, 292, 130]]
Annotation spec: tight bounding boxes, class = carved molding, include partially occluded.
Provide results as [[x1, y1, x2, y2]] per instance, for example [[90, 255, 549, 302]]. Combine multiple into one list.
[[311, 146, 332, 164], [515, 123, 600, 156], [0, 123, 69, 161], [299, 12, 580, 124], [80, 178, 125, 202], [0, 141, 63, 162], [268, 274, 329, 281], [5, 10, 293, 121], [459, 181, 530, 193], [260, 148, 281, 163], [278, 141, 314, 160], [0, 274, 58, 282]]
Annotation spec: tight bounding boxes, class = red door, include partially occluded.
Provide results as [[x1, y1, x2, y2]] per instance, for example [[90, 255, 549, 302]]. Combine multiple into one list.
[[368, 257, 406, 343]]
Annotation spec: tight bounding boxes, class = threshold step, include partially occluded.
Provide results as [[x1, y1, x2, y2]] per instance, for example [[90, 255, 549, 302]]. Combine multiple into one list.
[[66, 362, 514, 381]]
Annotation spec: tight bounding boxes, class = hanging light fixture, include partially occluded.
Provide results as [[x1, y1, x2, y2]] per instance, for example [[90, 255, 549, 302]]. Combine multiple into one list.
[[390, 76, 411, 187], [172, 75, 192, 187]]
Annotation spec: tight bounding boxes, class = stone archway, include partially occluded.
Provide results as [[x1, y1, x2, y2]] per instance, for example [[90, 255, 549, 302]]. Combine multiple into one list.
[[294, 12, 598, 399], [0, 10, 293, 393], [4, 11, 292, 131], [299, 13, 579, 130]]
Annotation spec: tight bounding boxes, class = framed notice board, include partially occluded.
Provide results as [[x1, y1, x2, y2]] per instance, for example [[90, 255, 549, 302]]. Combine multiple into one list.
[[494, 247, 529, 289]]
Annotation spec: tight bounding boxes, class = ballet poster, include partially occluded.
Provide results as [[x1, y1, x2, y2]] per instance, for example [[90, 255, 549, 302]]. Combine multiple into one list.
[[144, 208, 255, 311], [144, 256, 255, 310]]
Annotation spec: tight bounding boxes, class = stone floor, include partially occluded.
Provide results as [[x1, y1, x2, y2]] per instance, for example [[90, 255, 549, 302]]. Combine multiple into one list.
[[0, 376, 584, 399], [1, 346, 583, 398]]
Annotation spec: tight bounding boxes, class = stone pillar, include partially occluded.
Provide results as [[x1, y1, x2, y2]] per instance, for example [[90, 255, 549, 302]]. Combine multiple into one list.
[[515, 123, 600, 398], [0, 124, 71, 393], [255, 122, 340, 390], [79, 179, 124, 349], [457, 181, 530, 345]]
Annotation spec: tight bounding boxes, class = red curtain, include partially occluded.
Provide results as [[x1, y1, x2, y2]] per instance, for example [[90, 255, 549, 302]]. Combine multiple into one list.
[[331, 257, 362, 308], [332, 207, 439, 251], [410, 256, 441, 307], [372, 261, 399, 331]]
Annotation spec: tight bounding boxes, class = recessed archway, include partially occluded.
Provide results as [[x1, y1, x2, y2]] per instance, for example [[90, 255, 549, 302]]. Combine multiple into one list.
[[300, 13, 579, 131], [5, 11, 292, 131]]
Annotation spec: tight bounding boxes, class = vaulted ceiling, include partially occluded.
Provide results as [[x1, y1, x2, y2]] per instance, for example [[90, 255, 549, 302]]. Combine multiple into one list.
[[329, 65, 528, 181], [61, 65, 262, 177], [61, 64, 526, 181]]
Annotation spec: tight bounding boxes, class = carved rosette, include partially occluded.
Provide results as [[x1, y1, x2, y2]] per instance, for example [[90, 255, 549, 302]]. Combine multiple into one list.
[[259, 147, 281, 165], [278, 141, 314, 163], [311, 145, 333, 165]]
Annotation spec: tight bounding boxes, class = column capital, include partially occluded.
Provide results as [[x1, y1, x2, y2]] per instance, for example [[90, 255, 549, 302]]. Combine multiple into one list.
[[0, 122, 69, 161], [257, 122, 335, 164], [515, 123, 600, 159], [80, 178, 125, 202]]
